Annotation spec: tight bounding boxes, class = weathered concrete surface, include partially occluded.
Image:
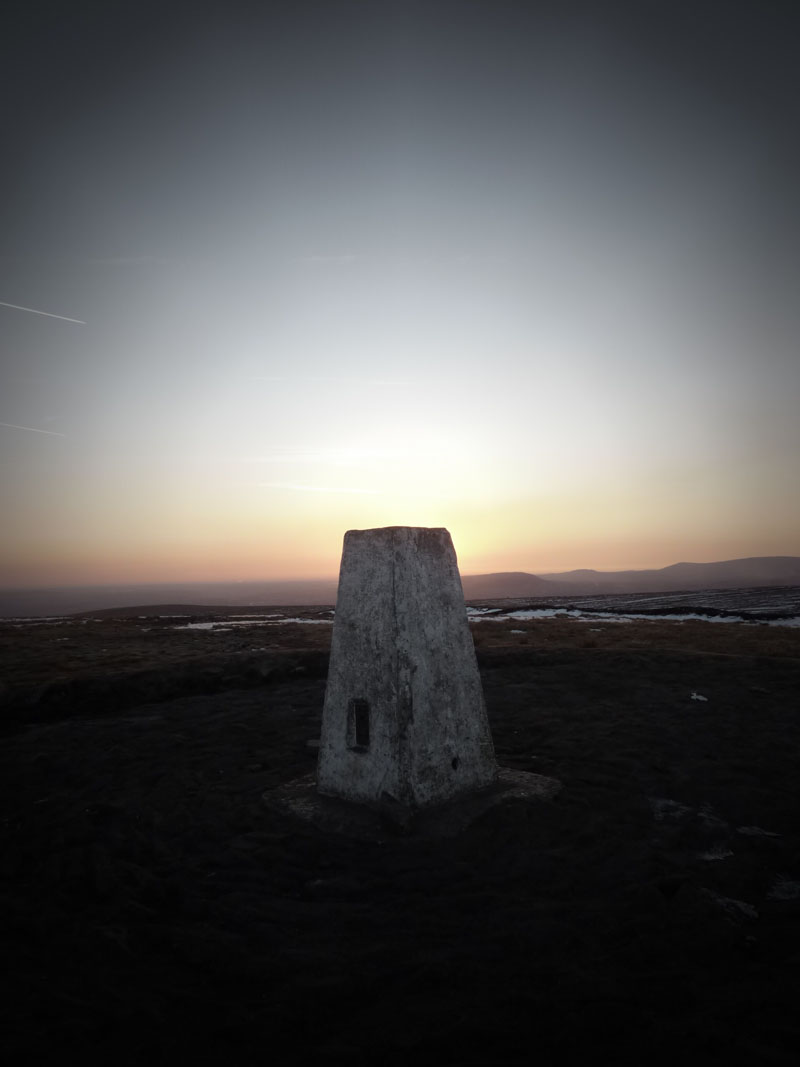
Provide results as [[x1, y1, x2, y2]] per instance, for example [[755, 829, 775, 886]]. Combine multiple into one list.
[[317, 526, 498, 810]]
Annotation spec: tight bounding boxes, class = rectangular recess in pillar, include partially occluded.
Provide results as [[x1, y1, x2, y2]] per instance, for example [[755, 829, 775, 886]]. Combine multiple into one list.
[[347, 698, 370, 752]]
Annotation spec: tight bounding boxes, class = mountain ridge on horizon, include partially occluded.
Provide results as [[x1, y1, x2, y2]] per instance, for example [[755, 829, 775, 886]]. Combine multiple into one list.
[[1, 556, 799, 616], [538, 555, 800, 589]]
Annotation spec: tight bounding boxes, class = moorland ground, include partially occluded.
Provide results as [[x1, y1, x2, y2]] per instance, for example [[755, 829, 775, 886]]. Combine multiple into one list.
[[2, 611, 799, 1065]]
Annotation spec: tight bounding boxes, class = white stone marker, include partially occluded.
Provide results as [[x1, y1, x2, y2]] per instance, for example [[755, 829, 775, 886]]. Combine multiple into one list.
[[317, 526, 498, 810]]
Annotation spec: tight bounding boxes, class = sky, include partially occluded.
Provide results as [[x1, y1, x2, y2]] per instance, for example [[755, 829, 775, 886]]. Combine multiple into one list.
[[1, 0, 799, 587]]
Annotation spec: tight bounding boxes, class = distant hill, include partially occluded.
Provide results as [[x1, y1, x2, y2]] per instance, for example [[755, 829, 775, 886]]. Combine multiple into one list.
[[1, 556, 798, 616], [460, 571, 562, 599], [539, 556, 800, 594]]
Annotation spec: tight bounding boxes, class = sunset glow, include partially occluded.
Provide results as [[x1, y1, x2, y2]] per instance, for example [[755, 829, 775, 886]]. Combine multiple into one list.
[[2, 3, 798, 591]]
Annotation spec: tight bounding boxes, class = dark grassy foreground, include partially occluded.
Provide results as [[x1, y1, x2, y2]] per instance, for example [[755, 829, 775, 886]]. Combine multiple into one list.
[[1, 615, 799, 1065]]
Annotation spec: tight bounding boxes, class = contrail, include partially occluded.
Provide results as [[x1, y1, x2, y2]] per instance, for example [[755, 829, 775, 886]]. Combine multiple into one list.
[[0, 300, 86, 324], [0, 421, 66, 437]]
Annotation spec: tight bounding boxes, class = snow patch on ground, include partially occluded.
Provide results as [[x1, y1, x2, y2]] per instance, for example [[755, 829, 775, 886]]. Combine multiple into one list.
[[231, 613, 285, 618], [767, 876, 800, 900], [705, 891, 759, 920], [649, 797, 693, 821], [465, 605, 800, 627], [174, 618, 332, 631], [699, 846, 734, 861]]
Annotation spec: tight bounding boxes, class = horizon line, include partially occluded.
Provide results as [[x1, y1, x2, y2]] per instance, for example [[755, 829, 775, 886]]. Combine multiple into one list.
[[1, 554, 798, 592]]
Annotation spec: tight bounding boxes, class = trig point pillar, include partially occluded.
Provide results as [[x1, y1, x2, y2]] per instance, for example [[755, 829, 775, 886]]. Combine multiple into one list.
[[317, 526, 498, 810]]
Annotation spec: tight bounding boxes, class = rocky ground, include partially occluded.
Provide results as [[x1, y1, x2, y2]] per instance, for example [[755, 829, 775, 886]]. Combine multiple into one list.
[[1, 611, 799, 1065]]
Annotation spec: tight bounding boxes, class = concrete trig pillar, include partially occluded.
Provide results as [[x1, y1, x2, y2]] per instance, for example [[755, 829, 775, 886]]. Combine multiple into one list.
[[317, 526, 497, 810]]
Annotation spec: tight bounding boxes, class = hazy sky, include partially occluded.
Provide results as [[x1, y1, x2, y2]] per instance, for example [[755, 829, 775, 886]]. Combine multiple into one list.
[[2, 0, 798, 586]]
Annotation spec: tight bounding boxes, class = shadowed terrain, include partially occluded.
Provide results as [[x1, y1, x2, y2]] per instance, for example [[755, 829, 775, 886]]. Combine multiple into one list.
[[2, 611, 799, 1064]]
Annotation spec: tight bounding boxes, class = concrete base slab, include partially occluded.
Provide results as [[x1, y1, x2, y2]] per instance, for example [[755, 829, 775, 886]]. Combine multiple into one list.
[[263, 768, 562, 840]]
